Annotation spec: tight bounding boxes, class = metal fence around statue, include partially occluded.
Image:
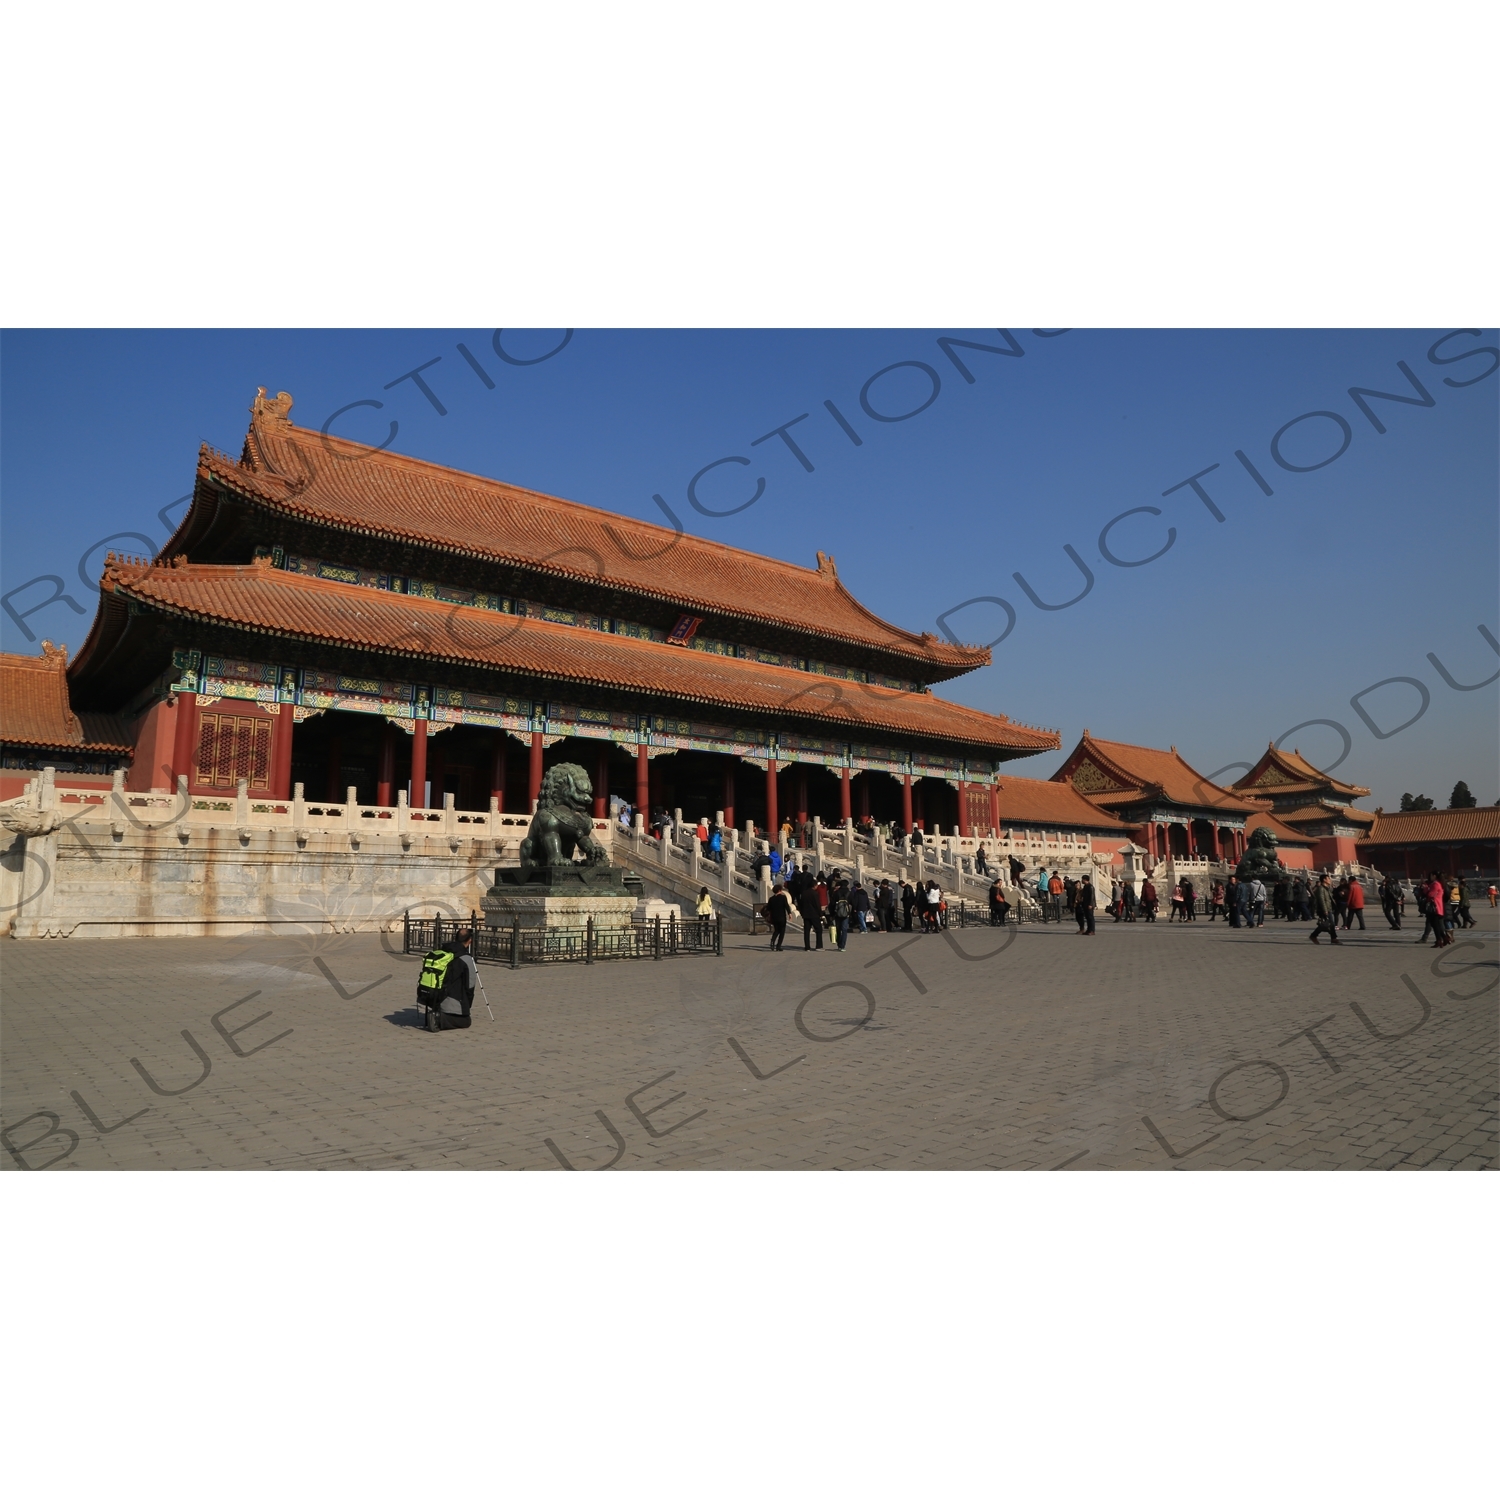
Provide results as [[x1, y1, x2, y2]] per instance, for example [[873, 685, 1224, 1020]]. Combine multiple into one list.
[[403, 910, 723, 967]]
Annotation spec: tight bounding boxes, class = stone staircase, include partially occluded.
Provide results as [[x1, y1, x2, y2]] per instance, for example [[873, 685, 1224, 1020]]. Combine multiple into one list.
[[605, 816, 1112, 926]]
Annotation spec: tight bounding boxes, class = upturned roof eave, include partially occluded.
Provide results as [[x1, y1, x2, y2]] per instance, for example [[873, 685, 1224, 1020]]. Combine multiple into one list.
[[1234, 744, 1372, 799], [195, 447, 991, 679], [104, 573, 1055, 759]]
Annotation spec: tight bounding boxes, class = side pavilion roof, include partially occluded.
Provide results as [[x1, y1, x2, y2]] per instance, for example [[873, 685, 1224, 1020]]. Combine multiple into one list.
[[1360, 806, 1500, 846], [1272, 800, 1376, 831], [994, 776, 1126, 832], [172, 392, 991, 681], [1, 645, 131, 753], [74, 560, 1059, 759], [1051, 731, 1265, 815], [1245, 810, 1317, 847], [1231, 742, 1371, 799]]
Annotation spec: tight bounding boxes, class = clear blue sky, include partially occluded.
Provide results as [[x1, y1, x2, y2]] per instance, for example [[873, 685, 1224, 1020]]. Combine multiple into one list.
[[2, 328, 1495, 809]]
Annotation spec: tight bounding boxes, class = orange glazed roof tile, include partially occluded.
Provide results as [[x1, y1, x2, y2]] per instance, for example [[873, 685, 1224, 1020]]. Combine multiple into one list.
[[1246, 810, 1317, 846], [89, 560, 1057, 755], [1360, 806, 1500, 845], [1232, 743, 1371, 798], [181, 396, 990, 676], [994, 777, 1126, 832], [1273, 800, 1376, 829], [1, 646, 132, 752], [1054, 732, 1264, 813]]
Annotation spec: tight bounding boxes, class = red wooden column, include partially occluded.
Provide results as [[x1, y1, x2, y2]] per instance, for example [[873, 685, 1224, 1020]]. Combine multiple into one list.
[[901, 774, 913, 834], [635, 744, 649, 821], [410, 719, 429, 808], [958, 781, 971, 838], [765, 758, 778, 836], [839, 767, 852, 823], [594, 742, 610, 818], [527, 730, 544, 809], [376, 722, 395, 806], [721, 762, 735, 828], [171, 691, 199, 789], [272, 704, 295, 800], [795, 767, 808, 827], [989, 784, 1001, 837]]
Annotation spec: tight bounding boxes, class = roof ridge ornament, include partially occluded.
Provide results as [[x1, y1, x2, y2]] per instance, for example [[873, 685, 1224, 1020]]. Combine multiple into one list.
[[816, 550, 838, 579], [40, 639, 68, 668], [252, 387, 294, 423]]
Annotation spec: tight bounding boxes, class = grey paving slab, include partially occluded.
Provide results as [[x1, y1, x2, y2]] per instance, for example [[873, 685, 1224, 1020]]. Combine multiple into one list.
[[1, 910, 1495, 1171]]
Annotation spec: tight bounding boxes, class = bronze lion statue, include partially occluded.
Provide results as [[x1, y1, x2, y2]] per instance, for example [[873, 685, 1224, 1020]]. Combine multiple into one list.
[[1235, 827, 1283, 882], [518, 762, 610, 870]]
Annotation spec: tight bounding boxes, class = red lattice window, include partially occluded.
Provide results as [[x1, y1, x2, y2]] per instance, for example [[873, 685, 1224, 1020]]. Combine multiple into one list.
[[194, 713, 272, 790]]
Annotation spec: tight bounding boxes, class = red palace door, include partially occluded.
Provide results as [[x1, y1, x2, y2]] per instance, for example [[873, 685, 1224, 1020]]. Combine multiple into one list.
[[964, 784, 992, 836], [194, 709, 274, 793]]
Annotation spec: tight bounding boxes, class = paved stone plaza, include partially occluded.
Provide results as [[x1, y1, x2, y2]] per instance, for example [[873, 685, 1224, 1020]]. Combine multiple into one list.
[[2, 910, 1495, 1170]]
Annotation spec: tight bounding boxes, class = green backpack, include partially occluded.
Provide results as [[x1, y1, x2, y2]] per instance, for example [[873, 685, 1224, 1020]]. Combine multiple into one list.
[[418, 947, 459, 1000]]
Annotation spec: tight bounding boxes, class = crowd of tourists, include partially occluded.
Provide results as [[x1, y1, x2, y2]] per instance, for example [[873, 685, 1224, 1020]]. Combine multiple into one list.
[[755, 861, 975, 952], [862, 858, 1484, 953], [614, 801, 1485, 957]]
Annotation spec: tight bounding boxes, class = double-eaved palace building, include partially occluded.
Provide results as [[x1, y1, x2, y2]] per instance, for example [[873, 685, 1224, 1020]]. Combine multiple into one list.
[[3, 390, 1495, 906], [6, 390, 1058, 830]]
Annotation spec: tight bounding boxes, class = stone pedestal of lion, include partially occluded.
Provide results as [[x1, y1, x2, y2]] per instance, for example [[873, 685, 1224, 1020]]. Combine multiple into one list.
[[480, 762, 637, 932]]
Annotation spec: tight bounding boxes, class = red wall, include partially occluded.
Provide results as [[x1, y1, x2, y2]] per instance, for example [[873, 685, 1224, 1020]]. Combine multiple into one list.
[[127, 698, 178, 792], [1311, 835, 1359, 869]]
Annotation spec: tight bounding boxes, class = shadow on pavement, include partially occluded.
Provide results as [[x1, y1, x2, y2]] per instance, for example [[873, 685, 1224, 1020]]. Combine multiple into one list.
[[384, 1006, 427, 1029]]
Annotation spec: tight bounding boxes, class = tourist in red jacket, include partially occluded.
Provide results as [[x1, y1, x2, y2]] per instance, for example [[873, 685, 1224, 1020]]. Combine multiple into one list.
[[1342, 877, 1366, 930]]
